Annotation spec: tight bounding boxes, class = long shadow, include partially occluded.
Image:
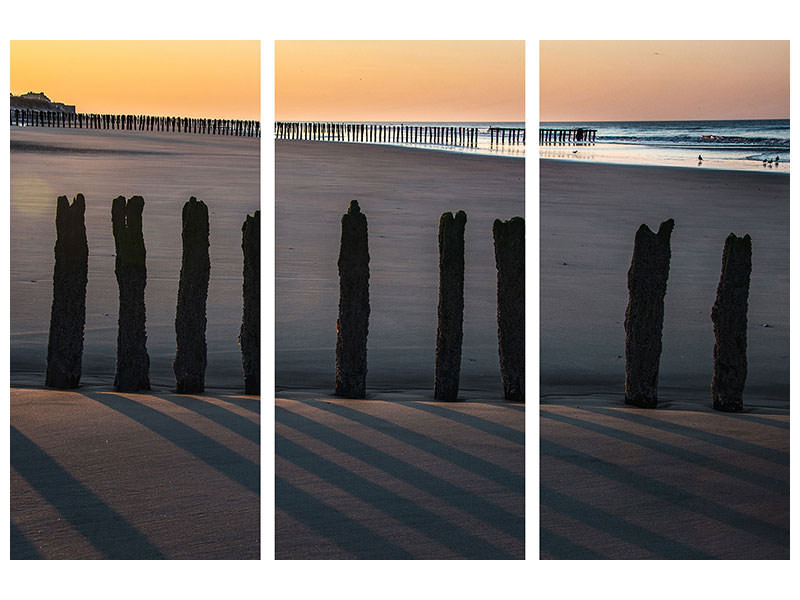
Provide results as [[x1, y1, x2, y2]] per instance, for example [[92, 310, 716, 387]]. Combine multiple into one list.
[[277, 405, 524, 541], [277, 434, 515, 559], [540, 485, 713, 559], [297, 399, 524, 494], [10, 521, 43, 560], [720, 413, 790, 431], [403, 401, 525, 445], [541, 410, 788, 494], [86, 392, 259, 496], [578, 406, 789, 466], [541, 438, 788, 549], [540, 526, 606, 560], [11, 426, 165, 559], [153, 393, 260, 445], [276, 476, 412, 559], [217, 395, 261, 416]]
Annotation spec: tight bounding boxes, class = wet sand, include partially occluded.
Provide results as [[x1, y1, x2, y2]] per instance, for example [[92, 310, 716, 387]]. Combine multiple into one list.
[[10, 127, 259, 391], [276, 141, 525, 398], [540, 160, 789, 559], [541, 159, 789, 403]]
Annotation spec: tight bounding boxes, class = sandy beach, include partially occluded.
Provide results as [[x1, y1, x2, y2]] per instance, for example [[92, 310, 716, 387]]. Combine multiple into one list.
[[11, 127, 260, 390], [276, 141, 525, 396], [276, 141, 525, 558], [10, 386, 260, 559], [10, 127, 261, 559], [276, 392, 523, 559], [540, 159, 789, 559]]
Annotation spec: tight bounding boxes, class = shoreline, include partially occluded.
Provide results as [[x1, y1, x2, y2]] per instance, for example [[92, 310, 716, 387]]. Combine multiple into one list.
[[540, 154, 790, 175]]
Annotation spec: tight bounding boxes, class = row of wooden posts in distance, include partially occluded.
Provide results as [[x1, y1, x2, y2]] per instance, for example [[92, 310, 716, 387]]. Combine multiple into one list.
[[335, 200, 525, 402], [274, 122, 526, 147], [46, 195, 260, 394], [539, 128, 597, 145], [11, 109, 261, 137], [625, 219, 752, 412]]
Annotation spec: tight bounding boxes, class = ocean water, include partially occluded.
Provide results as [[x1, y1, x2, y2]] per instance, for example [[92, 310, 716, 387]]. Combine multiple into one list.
[[10, 127, 260, 390], [540, 119, 789, 172], [277, 121, 526, 158]]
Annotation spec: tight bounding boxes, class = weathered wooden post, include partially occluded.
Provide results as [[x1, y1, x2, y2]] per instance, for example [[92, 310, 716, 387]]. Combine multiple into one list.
[[174, 197, 211, 393], [335, 200, 370, 398], [46, 194, 88, 388], [435, 211, 467, 401], [112, 195, 150, 392], [624, 219, 674, 407], [493, 217, 525, 401], [711, 233, 752, 412], [241, 210, 260, 395]]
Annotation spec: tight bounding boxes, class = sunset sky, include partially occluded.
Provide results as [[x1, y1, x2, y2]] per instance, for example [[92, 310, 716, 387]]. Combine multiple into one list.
[[540, 40, 789, 121], [275, 40, 525, 122], [10, 40, 260, 119]]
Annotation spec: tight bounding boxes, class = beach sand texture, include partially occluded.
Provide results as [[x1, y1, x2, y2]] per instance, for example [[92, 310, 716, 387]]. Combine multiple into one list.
[[11, 387, 260, 559], [277, 393, 523, 559], [276, 141, 525, 395], [276, 141, 525, 558], [11, 127, 260, 390], [540, 160, 789, 559], [10, 127, 260, 559]]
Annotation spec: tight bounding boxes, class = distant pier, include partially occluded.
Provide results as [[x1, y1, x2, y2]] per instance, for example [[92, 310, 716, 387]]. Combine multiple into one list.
[[275, 122, 527, 149], [539, 127, 597, 145], [10, 109, 260, 138]]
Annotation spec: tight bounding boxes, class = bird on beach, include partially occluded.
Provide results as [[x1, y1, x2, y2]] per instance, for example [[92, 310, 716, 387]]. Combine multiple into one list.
[[697, 154, 703, 162]]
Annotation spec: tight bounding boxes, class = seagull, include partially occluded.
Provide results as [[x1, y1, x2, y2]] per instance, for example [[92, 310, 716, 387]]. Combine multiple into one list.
[[697, 154, 703, 162]]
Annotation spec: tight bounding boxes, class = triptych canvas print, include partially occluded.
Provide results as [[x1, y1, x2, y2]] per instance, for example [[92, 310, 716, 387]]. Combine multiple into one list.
[[7, 39, 789, 569]]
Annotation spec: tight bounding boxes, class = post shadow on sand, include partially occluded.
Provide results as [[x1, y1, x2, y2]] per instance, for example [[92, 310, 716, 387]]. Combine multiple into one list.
[[174, 197, 210, 393], [275, 424, 518, 559], [46, 194, 88, 389], [112, 195, 150, 392], [711, 233, 752, 412], [84, 391, 259, 495], [335, 200, 370, 398], [435, 211, 467, 401], [493, 217, 525, 402], [241, 211, 260, 395], [10, 425, 165, 559], [624, 218, 674, 408]]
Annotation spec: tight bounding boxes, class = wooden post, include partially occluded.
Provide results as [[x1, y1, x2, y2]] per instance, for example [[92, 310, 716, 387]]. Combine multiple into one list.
[[624, 219, 674, 407], [711, 234, 752, 412], [336, 200, 370, 398], [493, 217, 525, 401], [174, 197, 211, 393], [435, 211, 467, 401], [46, 194, 88, 388], [112, 196, 150, 392], [241, 211, 260, 395]]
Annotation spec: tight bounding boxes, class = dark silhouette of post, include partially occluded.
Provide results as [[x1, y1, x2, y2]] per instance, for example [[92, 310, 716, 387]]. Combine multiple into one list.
[[624, 219, 674, 408], [493, 217, 525, 402], [174, 197, 210, 393], [335, 200, 370, 398], [46, 194, 88, 388], [435, 211, 467, 401], [112, 195, 150, 392], [241, 210, 260, 395], [711, 234, 752, 412]]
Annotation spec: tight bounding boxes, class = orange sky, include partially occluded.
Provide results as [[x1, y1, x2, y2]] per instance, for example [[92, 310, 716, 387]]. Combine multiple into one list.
[[10, 40, 260, 120], [540, 40, 789, 121], [275, 40, 524, 121]]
